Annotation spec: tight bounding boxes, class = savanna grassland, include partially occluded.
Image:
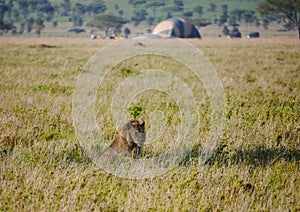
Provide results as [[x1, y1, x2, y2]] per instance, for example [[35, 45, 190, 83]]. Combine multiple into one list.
[[0, 37, 299, 211]]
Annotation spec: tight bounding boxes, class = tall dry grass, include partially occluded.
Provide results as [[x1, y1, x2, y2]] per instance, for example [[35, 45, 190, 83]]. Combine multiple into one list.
[[0, 37, 299, 211]]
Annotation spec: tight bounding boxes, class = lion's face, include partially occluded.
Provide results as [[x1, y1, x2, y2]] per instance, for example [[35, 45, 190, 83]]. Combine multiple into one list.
[[120, 120, 146, 148]]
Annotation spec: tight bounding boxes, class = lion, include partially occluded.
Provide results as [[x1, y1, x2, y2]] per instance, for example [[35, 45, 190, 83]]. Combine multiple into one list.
[[99, 120, 146, 162]]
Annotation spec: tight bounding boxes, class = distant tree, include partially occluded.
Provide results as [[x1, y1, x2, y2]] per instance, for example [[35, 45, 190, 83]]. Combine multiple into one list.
[[118, 10, 124, 16], [26, 18, 34, 33], [78, 17, 83, 27], [124, 27, 131, 36], [34, 18, 45, 37], [114, 26, 122, 35], [214, 18, 218, 25], [72, 16, 77, 26], [12, 9, 20, 21], [19, 22, 25, 34], [0, 0, 9, 20], [128, 0, 147, 8], [88, 0, 107, 15], [114, 3, 119, 13], [219, 4, 229, 26], [87, 14, 126, 36], [222, 25, 229, 36], [208, 3, 216, 12], [38, 2, 55, 15], [262, 18, 269, 29], [72, 16, 83, 27], [0, 20, 15, 36], [222, 4, 228, 13], [244, 10, 256, 24], [16, 0, 30, 19], [73, 3, 86, 16], [61, 0, 71, 16], [255, 20, 261, 28], [231, 9, 245, 23], [194, 6, 204, 18], [132, 9, 147, 26], [258, 0, 300, 38], [147, 16, 155, 27], [219, 13, 228, 26], [229, 16, 239, 27], [166, 12, 172, 19], [5, 0, 13, 19], [182, 11, 193, 19], [147, 1, 165, 17], [53, 21, 58, 27], [173, 0, 184, 10], [283, 20, 295, 31]]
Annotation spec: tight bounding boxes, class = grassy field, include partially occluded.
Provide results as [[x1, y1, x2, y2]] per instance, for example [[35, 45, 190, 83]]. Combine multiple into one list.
[[0, 36, 299, 211]]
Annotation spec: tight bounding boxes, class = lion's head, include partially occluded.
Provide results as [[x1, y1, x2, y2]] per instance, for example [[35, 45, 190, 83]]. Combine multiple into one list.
[[119, 120, 146, 149]]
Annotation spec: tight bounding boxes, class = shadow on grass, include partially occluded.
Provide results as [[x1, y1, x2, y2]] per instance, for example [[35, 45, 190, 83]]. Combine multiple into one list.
[[226, 146, 300, 166], [183, 144, 300, 167]]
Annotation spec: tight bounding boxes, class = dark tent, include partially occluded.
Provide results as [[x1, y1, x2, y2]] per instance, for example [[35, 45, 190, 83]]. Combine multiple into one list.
[[228, 28, 242, 38], [152, 18, 201, 38], [247, 32, 260, 38]]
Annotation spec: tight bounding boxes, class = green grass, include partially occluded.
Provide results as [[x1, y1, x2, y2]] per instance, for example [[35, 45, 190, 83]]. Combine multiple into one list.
[[62, 0, 264, 21], [0, 37, 299, 211]]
